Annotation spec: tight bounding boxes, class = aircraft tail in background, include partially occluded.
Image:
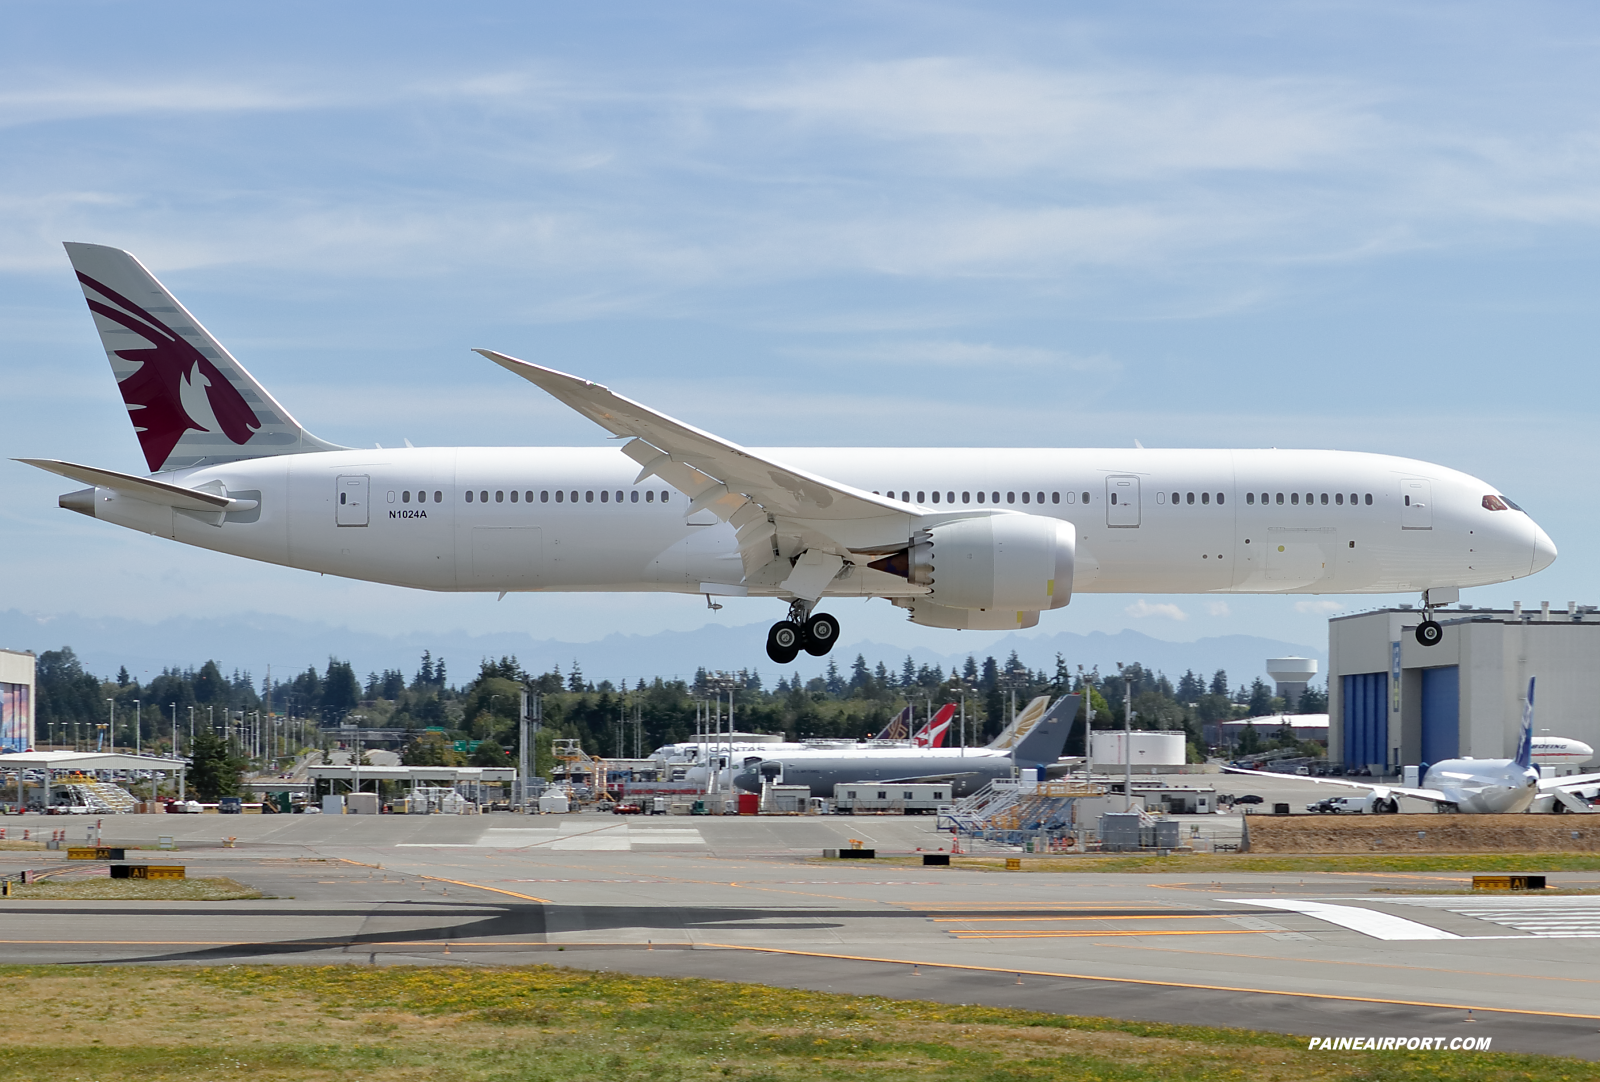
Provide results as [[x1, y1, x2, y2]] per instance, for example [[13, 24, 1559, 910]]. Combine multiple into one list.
[[63, 242, 343, 474], [1516, 676, 1536, 770]]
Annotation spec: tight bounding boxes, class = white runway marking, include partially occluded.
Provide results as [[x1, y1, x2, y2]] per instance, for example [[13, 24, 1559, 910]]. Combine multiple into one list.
[[1225, 899, 1462, 940], [477, 824, 706, 851], [1384, 896, 1600, 937]]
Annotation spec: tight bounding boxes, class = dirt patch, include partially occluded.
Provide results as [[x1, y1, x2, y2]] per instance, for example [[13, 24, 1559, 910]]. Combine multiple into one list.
[[1245, 814, 1600, 853]]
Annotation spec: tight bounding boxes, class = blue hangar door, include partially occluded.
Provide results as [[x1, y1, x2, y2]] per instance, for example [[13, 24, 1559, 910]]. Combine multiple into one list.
[[1341, 673, 1388, 770], [1420, 666, 1460, 764]]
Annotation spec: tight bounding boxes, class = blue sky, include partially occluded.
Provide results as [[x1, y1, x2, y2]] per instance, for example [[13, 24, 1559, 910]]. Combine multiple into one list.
[[4, 2, 1599, 675]]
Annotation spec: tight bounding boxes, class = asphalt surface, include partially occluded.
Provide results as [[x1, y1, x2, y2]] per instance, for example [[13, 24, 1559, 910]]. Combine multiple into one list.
[[4, 799, 1600, 1059]]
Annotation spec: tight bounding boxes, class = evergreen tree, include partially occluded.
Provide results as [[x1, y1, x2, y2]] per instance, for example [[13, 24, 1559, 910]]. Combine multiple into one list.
[[1247, 678, 1274, 717], [321, 659, 361, 720], [188, 728, 245, 800], [1210, 670, 1230, 696], [901, 655, 917, 687], [1177, 670, 1205, 702], [1298, 682, 1329, 713]]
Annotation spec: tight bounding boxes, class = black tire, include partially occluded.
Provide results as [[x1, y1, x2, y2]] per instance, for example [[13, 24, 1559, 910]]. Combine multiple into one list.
[[803, 612, 840, 656], [766, 622, 802, 665], [1415, 619, 1443, 647]]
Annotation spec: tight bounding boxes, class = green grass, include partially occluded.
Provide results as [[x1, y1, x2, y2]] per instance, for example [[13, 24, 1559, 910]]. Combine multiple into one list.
[[0, 876, 262, 900], [0, 965, 1589, 1081], [877, 853, 1600, 873]]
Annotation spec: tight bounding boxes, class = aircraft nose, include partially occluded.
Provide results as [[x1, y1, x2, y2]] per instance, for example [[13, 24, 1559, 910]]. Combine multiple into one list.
[[1532, 524, 1558, 574]]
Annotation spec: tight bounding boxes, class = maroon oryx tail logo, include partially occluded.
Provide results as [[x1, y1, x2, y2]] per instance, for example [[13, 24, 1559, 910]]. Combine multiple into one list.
[[78, 271, 260, 471]]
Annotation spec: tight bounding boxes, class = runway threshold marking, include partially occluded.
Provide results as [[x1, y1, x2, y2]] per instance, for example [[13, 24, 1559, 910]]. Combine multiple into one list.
[[691, 943, 1600, 1021]]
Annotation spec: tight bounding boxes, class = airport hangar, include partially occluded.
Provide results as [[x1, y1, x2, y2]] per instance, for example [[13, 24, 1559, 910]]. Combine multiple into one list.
[[1329, 603, 1600, 774]]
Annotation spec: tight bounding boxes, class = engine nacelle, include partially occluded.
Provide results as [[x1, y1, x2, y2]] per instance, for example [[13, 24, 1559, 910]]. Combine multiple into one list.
[[907, 514, 1074, 613], [895, 599, 1041, 630]]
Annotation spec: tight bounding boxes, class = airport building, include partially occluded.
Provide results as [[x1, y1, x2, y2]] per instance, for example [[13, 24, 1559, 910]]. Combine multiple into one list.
[[0, 649, 35, 754], [1328, 604, 1600, 773]]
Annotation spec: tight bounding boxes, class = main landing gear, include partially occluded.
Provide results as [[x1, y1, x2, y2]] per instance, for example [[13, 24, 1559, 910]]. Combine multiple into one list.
[[766, 601, 840, 664]]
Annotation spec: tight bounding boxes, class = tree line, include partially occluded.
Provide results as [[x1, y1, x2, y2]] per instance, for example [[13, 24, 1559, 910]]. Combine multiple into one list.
[[29, 643, 1326, 772]]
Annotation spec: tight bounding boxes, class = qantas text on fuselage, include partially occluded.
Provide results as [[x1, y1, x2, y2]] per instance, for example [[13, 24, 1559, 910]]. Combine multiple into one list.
[[24, 243, 1557, 665]]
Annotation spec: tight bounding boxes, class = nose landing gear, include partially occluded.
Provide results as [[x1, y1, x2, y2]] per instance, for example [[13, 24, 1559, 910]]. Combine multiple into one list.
[[765, 601, 841, 664], [1414, 587, 1456, 647]]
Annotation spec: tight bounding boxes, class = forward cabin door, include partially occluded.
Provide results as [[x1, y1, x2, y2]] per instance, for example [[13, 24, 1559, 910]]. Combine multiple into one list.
[[1105, 475, 1140, 528], [1400, 479, 1432, 530], [335, 475, 369, 526]]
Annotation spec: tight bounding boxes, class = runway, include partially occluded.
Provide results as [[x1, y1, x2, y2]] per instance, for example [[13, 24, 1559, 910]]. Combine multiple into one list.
[[4, 808, 1600, 1059]]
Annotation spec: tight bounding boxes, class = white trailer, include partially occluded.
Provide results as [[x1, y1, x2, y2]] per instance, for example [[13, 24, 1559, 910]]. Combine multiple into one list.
[[833, 782, 951, 814]]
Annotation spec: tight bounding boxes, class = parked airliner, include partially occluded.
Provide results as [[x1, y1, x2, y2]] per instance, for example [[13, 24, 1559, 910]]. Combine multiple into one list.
[[24, 243, 1558, 663], [1229, 679, 1600, 813]]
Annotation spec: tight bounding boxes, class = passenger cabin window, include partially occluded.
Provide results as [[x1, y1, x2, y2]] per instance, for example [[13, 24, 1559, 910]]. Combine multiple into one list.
[[542, 491, 550, 502], [1186, 492, 1194, 505], [402, 491, 411, 503], [601, 490, 609, 502], [1217, 492, 1225, 504], [976, 491, 985, 503], [1320, 493, 1328, 505], [917, 491, 926, 502], [1202, 492, 1210, 505], [645, 491, 654, 502], [464, 491, 473, 503], [1036, 491, 1044, 504], [1022, 492, 1030, 504], [1156, 491, 1165, 505], [495, 490, 504, 503], [510, 490, 518, 502], [1291, 493, 1299, 505], [1276, 493, 1284, 505], [631, 490, 639, 503], [931, 491, 940, 503], [1081, 491, 1090, 503], [962, 492, 970, 503], [586, 491, 594, 502], [1336, 493, 1344, 505], [1364, 493, 1372, 505], [1247, 492, 1255, 505]]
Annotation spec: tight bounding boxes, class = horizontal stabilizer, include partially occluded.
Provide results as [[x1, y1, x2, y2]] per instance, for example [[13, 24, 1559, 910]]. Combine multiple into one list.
[[17, 458, 257, 514]]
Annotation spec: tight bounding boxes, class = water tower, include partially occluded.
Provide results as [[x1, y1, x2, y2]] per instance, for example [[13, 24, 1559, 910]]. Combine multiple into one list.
[[1266, 657, 1318, 711]]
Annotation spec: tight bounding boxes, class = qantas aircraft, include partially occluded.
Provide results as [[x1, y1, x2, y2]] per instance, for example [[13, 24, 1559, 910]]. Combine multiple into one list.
[[24, 243, 1558, 665], [1230, 679, 1600, 813]]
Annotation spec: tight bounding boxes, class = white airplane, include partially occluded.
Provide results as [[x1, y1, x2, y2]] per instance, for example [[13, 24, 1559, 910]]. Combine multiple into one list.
[[733, 694, 1081, 797], [24, 243, 1558, 665], [1532, 736, 1596, 774], [1228, 678, 1600, 813]]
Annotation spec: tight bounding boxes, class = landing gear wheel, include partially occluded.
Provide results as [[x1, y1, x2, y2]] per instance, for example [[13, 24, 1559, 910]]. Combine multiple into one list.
[[1415, 619, 1443, 647], [766, 622, 802, 665], [803, 612, 840, 656]]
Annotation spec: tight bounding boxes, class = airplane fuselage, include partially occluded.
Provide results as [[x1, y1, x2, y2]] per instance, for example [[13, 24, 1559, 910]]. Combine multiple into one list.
[[76, 445, 1553, 600], [1420, 759, 1541, 813]]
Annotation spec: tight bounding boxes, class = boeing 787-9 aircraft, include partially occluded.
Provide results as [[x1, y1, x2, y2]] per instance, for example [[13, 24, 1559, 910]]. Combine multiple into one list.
[[23, 243, 1557, 664]]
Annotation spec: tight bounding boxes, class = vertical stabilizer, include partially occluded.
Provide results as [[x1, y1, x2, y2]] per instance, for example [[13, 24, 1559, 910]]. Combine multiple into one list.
[[1011, 695, 1081, 768], [1516, 677, 1535, 770], [63, 242, 343, 473]]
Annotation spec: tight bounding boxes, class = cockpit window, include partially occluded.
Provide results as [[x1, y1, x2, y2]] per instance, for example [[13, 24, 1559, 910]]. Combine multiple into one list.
[[1503, 496, 1523, 511], [1482, 495, 1509, 511]]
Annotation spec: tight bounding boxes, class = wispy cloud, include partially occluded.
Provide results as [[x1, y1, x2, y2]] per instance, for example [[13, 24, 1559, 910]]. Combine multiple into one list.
[[1127, 599, 1187, 621], [1295, 600, 1347, 615], [781, 339, 1115, 373], [1206, 601, 1232, 617]]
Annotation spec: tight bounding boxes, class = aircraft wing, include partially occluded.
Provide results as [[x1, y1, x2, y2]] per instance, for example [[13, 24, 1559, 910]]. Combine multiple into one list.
[[1220, 766, 1453, 804], [1539, 772, 1600, 792], [477, 350, 919, 590]]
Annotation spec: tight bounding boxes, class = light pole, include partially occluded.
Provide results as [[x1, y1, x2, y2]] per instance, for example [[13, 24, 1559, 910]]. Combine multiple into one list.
[[105, 699, 114, 755], [188, 706, 194, 748], [170, 703, 177, 756], [1116, 662, 1133, 811], [134, 698, 141, 756], [1078, 665, 1095, 786]]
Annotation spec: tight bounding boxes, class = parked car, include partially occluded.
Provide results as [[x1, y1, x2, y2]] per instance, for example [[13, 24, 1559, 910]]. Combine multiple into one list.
[[1233, 794, 1265, 805], [218, 796, 243, 814]]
